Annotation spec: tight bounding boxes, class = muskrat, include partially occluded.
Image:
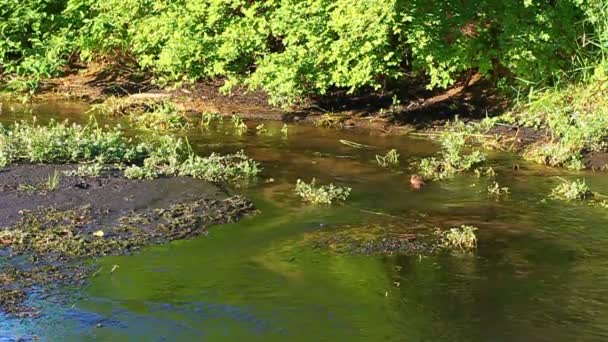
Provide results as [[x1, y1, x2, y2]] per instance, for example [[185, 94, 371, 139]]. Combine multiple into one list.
[[410, 175, 425, 189]]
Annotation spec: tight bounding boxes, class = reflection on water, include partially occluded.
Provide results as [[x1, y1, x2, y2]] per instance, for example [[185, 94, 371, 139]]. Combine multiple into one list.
[[2, 101, 608, 341]]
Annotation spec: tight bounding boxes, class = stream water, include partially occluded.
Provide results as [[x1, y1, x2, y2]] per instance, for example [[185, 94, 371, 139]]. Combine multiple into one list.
[[1, 101, 608, 341]]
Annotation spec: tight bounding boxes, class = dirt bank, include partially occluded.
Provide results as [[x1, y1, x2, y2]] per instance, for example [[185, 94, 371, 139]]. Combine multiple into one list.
[[9, 63, 505, 131], [0, 164, 255, 317]]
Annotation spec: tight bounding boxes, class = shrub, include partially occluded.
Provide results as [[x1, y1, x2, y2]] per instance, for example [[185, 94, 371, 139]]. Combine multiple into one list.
[[0, 0, 599, 105]]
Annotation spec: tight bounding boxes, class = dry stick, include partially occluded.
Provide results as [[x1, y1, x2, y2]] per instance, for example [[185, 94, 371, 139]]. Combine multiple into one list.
[[359, 208, 400, 219], [507, 128, 520, 152], [339, 139, 375, 149]]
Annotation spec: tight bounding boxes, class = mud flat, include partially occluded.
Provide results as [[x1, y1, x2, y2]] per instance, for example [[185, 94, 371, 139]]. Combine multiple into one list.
[[0, 164, 255, 317]]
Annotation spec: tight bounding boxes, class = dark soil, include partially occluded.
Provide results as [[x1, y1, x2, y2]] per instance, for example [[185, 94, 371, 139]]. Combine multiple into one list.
[[0, 164, 255, 317]]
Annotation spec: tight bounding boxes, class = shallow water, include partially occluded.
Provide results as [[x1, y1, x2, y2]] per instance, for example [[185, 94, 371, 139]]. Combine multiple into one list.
[[2, 102, 608, 341]]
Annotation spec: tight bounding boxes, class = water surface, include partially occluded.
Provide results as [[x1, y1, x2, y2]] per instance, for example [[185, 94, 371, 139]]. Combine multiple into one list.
[[1, 101, 608, 341]]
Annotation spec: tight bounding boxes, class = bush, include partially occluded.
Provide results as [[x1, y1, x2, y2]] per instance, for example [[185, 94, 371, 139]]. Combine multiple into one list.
[[0, 0, 601, 105]]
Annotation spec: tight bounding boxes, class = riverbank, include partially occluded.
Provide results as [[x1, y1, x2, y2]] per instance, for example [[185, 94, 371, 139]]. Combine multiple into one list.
[[5, 64, 606, 171]]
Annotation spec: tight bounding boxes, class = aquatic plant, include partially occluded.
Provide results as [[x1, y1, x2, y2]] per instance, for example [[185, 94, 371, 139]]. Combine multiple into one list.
[[281, 124, 289, 137], [417, 122, 486, 180], [256, 123, 268, 135], [487, 181, 509, 196], [90, 97, 188, 131], [232, 115, 248, 135], [376, 149, 399, 168], [178, 151, 261, 183], [551, 178, 594, 201], [437, 225, 478, 250], [201, 112, 223, 128], [295, 178, 351, 205], [131, 101, 188, 131]]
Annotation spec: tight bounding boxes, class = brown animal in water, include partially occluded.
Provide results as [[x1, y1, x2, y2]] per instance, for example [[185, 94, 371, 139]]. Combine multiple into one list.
[[410, 175, 425, 189]]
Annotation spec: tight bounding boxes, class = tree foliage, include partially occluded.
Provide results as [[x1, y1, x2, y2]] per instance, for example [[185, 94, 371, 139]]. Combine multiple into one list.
[[0, 0, 603, 104]]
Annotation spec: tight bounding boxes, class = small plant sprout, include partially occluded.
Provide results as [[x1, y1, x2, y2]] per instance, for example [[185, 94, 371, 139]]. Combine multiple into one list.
[[295, 178, 351, 205], [232, 115, 248, 135], [437, 225, 478, 250], [45, 170, 61, 191], [551, 178, 594, 201], [201, 112, 223, 127], [474, 167, 496, 178], [487, 181, 509, 196], [376, 149, 399, 168], [63, 163, 104, 177], [256, 123, 268, 135]]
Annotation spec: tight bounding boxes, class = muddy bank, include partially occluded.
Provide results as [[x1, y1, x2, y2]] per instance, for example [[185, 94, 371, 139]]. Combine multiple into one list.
[[1, 63, 504, 131], [0, 164, 255, 317]]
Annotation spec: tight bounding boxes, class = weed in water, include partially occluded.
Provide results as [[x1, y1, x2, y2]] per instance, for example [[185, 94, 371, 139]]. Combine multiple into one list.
[[376, 149, 399, 168], [256, 123, 268, 135], [487, 181, 509, 196], [436, 225, 478, 250], [232, 115, 248, 135], [551, 178, 594, 201], [417, 121, 486, 180], [295, 178, 351, 205], [201, 112, 223, 128]]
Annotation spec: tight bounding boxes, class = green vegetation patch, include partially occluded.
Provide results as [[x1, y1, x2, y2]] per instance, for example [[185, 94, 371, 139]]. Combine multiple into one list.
[[436, 225, 478, 251], [0, 120, 260, 184], [90, 97, 189, 131], [417, 121, 487, 180], [551, 178, 594, 201], [295, 178, 351, 205]]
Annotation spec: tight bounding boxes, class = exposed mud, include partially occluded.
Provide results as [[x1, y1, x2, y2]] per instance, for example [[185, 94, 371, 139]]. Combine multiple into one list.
[[0, 164, 255, 317], [308, 223, 439, 255]]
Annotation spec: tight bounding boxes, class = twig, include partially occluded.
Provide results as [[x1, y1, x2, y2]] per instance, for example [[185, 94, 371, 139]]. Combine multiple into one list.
[[339, 139, 374, 149]]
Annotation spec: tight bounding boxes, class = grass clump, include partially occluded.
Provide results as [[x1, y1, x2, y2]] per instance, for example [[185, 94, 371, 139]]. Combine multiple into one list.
[[201, 112, 223, 128], [295, 178, 351, 205], [90, 97, 188, 131], [0, 120, 260, 184], [417, 121, 486, 180], [551, 178, 594, 201], [231, 115, 248, 135], [315, 114, 346, 129], [437, 225, 478, 250], [508, 81, 608, 170], [376, 149, 399, 168], [487, 181, 509, 196], [0, 119, 142, 167], [63, 163, 104, 177]]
